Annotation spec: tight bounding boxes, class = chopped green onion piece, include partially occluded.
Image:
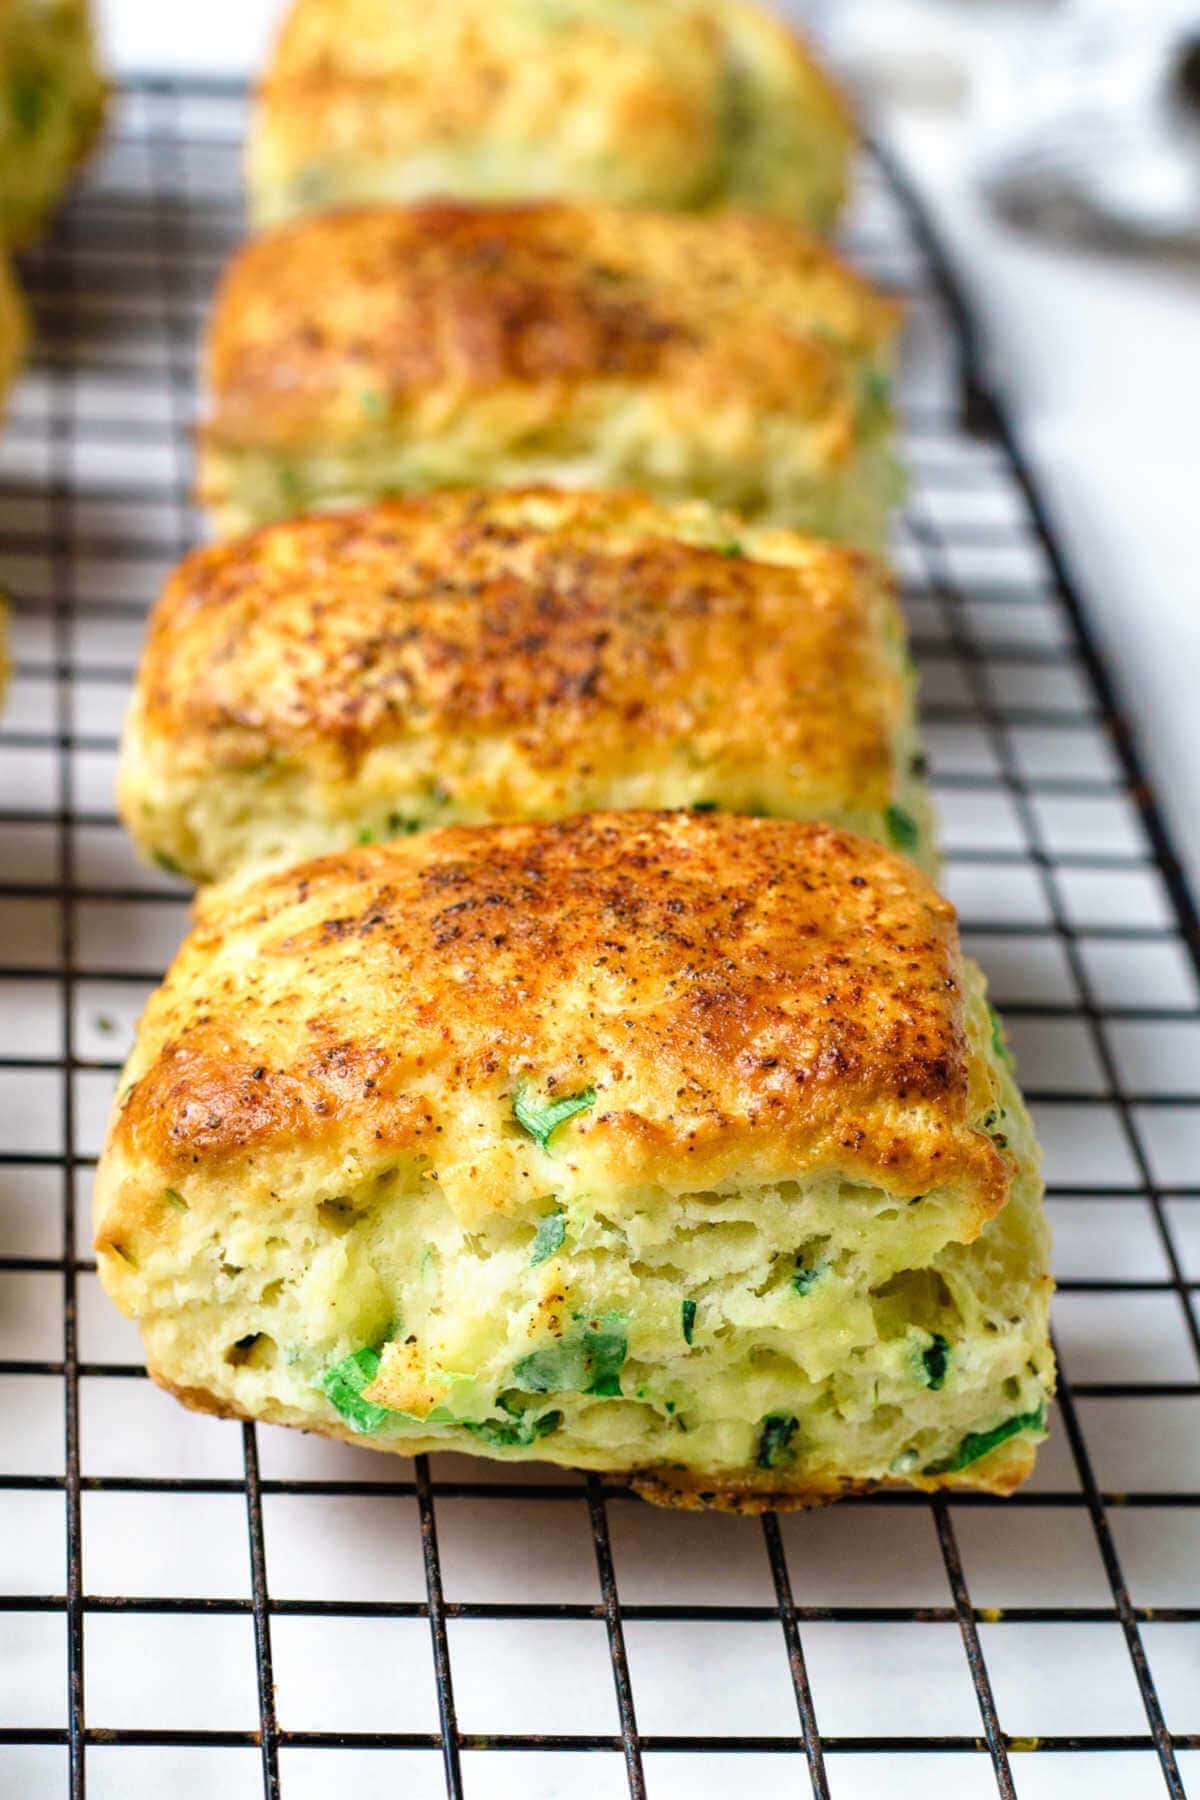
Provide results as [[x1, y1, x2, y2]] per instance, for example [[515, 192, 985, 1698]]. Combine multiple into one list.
[[979, 1104, 1010, 1150], [583, 1313, 627, 1397], [756, 1414, 799, 1470], [163, 1188, 188, 1213], [151, 848, 185, 877], [356, 826, 376, 845], [681, 1299, 697, 1345], [512, 1084, 596, 1149], [716, 541, 744, 557], [885, 804, 920, 854], [511, 1311, 628, 1398], [319, 1347, 393, 1435], [464, 1409, 562, 1449], [510, 1342, 575, 1394], [921, 1333, 950, 1391], [690, 800, 718, 812], [792, 1261, 822, 1296], [923, 1404, 1046, 1477], [388, 813, 422, 835], [988, 1002, 1013, 1068], [530, 1210, 567, 1267]]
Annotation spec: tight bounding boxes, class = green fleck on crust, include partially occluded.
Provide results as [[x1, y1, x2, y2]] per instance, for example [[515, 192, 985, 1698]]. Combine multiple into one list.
[[756, 1414, 799, 1470], [923, 1405, 1046, 1477], [885, 804, 920, 855], [512, 1084, 597, 1149], [529, 1209, 567, 1267], [319, 1346, 392, 1434], [681, 1298, 697, 1345]]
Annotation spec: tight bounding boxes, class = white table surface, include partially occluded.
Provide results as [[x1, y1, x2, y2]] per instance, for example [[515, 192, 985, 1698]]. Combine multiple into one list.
[[92, 0, 1200, 895]]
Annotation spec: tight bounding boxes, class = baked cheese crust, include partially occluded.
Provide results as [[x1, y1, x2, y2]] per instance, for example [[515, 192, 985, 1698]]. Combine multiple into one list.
[[117, 488, 933, 885], [199, 199, 901, 542]]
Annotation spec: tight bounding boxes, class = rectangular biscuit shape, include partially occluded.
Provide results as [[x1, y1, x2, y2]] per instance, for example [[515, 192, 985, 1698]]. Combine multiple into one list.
[[247, 0, 853, 232], [116, 487, 936, 886], [93, 813, 1054, 1510], [199, 198, 900, 540]]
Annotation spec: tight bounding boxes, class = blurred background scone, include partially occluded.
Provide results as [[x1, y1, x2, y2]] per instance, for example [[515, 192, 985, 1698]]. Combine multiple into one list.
[[246, 0, 853, 231], [93, 812, 1053, 1509], [117, 488, 934, 885], [0, 0, 104, 244], [200, 200, 901, 542]]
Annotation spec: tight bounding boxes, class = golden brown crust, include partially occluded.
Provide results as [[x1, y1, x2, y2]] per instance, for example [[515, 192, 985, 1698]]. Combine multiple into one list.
[[130, 489, 903, 811], [104, 812, 1008, 1222], [205, 200, 897, 456]]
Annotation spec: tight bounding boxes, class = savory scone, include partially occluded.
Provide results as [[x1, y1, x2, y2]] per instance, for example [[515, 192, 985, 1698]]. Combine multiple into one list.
[[116, 488, 934, 886], [0, 0, 104, 244], [199, 200, 901, 544], [246, 0, 853, 232], [93, 812, 1054, 1509]]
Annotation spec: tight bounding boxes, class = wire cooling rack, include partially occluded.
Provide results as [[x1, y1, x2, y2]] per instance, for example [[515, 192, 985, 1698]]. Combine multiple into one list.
[[0, 76, 1198, 1800]]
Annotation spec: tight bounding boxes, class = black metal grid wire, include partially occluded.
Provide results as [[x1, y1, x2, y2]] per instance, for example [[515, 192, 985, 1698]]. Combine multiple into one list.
[[0, 77, 1198, 1799]]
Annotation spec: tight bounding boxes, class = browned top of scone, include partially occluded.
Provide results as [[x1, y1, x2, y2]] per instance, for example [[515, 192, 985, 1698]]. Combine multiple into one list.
[[101, 812, 1008, 1224], [130, 488, 904, 807], [205, 200, 899, 451]]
